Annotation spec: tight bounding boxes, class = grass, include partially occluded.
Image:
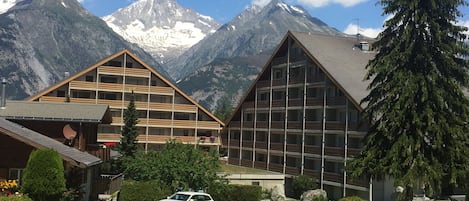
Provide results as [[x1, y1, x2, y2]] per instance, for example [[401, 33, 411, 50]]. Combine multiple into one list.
[[219, 164, 276, 174]]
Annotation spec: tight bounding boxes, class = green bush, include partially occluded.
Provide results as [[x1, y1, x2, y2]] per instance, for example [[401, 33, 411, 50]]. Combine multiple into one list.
[[313, 195, 328, 201], [338, 196, 366, 201], [292, 175, 318, 199], [119, 180, 171, 201], [21, 149, 66, 201], [0, 194, 33, 201], [208, 184, 262, 201]]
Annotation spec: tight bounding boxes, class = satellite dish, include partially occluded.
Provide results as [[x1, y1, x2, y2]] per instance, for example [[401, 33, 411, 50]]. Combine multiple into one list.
[[63, 124, 77, 140]]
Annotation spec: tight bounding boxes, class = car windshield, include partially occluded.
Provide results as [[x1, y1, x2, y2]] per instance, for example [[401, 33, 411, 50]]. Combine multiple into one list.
[[169, 193, 190, 201]]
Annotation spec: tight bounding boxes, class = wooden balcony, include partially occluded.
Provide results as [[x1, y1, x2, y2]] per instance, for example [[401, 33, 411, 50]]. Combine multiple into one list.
[[325, 147, 344, 157], [287, 121, 302, 129], [254, 161, 267, 169], [257, 101, 270, 108], [307, 75, 325, 83], [256, 121, 268, 128], [346, 176, 369, 187], [286, 144, 301, 153], [255, 142, 268, 150], [288, 98, 304, 106], [305, 121, 321, 130], [347, 148, 361, 157], [240, 159, 252, 167], [174, 136, 197, 143], [303, 169, 321, 178], [323, 172, 343, 183], [145, 135, 171, 143], [271, 121, 285, 129], [98, 66, 150, 78], [272, 100, 286, 107], [97, 82, 124, 92], [271, 57, 287, 66], [229, 121, 241, 128], [228, 158, 239, 166], [272, 79, 286, 87], [306, 97, 323, 106], [70, 81, 97, 90], [38, 96, 66, 102], [304, 145, 321, 154], [268, 163, 283, 173], [97, 133, 121, 142], [229, 140, 240, 147], [270, 143, 284, 151], [242, 101, 254, 108], [326, 96, 346, 105], [124, 84, 150, 93], [256, 80, 270, 88], [149, 86, 173, 95], [97, 99, 124, 108], [289, 77, 305, 84], [86, 144, 111, 161], [325, 121, 346, 130], [242, 141, 253, 148], [91, 173, 124, 200], [285, 166, 300, 175]]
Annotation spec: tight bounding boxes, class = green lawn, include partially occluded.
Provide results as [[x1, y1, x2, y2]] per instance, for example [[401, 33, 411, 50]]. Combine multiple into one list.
[[219, 164, 275, 174]]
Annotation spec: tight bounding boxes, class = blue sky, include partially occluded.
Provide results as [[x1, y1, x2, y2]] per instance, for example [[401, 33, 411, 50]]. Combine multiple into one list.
[[79, 0, 469, 38]]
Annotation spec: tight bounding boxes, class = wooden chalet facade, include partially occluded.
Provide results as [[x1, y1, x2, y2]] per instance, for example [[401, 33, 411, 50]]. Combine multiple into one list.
[[28, 49, 224, 151], [221, 31, 394, 200], [0, 101, 122, 201]]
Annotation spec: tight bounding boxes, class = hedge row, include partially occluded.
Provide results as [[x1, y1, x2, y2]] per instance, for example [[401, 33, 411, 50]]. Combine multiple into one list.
[[119, 180, 171, 201], [208, 184, 262, 201]]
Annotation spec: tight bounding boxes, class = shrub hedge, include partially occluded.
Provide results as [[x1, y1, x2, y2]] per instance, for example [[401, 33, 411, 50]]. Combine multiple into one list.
[[119, 180, 171, 201], [208, 184, 262, 201], [338, 196, 366, 201]]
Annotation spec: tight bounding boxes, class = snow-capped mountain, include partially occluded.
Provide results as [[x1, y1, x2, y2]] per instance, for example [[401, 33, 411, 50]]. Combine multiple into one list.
[[103, 0, 220, 64], [0, 0, 165, 99], [0, 0, 18, 14], [175, 0, 344, 112]]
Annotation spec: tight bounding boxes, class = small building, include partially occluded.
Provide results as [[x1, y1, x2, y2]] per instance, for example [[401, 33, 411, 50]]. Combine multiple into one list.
[[0, 100, 121, 201], [222, 31, 393, 200], [27, 49, 224, 151]]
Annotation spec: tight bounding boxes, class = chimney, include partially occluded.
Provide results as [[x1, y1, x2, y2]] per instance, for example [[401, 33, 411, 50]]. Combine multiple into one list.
[[1, 78, 6, 109]]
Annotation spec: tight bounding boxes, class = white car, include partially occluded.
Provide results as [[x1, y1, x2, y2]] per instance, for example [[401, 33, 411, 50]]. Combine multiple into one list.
[[159, 191, 214, 201]]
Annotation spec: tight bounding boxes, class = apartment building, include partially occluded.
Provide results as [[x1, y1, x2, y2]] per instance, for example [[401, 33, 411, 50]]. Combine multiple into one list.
[[221, 31, 393, 200], [28, 49, 224, 151]]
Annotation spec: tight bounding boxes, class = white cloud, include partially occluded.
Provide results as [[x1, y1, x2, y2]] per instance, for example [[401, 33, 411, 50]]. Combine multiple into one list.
[[457, 19, 469, 35], [252, 0, 271, 7], [343, 23, 382, 38], [297, 0, 368, 8]]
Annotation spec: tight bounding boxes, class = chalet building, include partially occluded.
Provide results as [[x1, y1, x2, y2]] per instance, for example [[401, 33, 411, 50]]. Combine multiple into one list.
[[0, 100, 122, 201], [222, 31, 393, 200], [28, 50, 224, 151]]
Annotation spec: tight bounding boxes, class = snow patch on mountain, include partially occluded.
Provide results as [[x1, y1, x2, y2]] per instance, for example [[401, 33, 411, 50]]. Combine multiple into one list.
[[0, 0, 18, 14], [103, 0, 220, 63]]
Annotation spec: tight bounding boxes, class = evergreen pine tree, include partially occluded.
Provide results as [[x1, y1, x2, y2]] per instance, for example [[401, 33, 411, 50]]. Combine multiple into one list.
[[117, 91, 139, 157], [349, 0, 469, 199]]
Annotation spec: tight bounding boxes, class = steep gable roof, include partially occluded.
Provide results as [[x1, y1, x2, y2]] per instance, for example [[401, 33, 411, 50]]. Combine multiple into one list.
[[226, 31, 375, 124], [289, 31, 375, 109], [27, 49, 224, 126], [0, 117, 101, 168]]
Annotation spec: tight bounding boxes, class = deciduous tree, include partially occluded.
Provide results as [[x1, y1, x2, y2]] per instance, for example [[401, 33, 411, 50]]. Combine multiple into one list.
[[349, 0, 469, 199]]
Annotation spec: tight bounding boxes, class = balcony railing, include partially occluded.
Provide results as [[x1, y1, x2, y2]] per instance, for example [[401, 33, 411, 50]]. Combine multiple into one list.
[[240, 159, 252, 167], [306, 97, 323, 106], [326, 96, 346, 105], [229, 140, 240, 147], [324, 147, 344, 157], [86, 144, 110, 161], [268, 163, 283, 173], [323, 172, 343, 184], [303, 169, 321, 178], [270, 143, 284, 151], [97, 133, 121, 142], [285, 166, 300, 175], [255, 142, 268, 150], [98, 66, 150, 78], [92, 173, 124, 200], [70, 81, 98, 90], [254, 161, 267, 169], [256, 80, 270, 88], [305, 121, 321, 130], [242, 141, 253, 148], [304, 145, 321, 154], [286, 144, 301, 153]]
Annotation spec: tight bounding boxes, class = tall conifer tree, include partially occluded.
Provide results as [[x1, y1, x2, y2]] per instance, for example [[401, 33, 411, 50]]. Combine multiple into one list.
[[349, 0, 469, 199], [117, 91, 139, 157]]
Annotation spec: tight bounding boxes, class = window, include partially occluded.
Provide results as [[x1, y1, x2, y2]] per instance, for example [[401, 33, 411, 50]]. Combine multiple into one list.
[[252, 182, 260, 186], [99, 92, 119, 100], [273, 69, 284, 79], [126, 62, 133, 68], [85, 76, 94, 82], [57, 90, 66, 97], [8, 168, 23, 185], [100, 76, 118, 83], [72, 91, 91, 98], [106, 61, 122, 67]]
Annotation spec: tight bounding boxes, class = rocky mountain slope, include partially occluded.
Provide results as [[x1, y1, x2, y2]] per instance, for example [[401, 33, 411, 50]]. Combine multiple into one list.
[[0, 0, 165, 99], [175, 0, 344, 112], [103, 0, 220, 64]]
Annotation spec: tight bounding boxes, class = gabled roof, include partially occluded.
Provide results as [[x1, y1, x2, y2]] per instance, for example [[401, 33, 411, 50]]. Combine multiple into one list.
[[226, 31, 375, 124], [27, 49, 225, 126], [0, 117, 101, 168], [289, 31, 375, 109], [0, 101, 111, 123]]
